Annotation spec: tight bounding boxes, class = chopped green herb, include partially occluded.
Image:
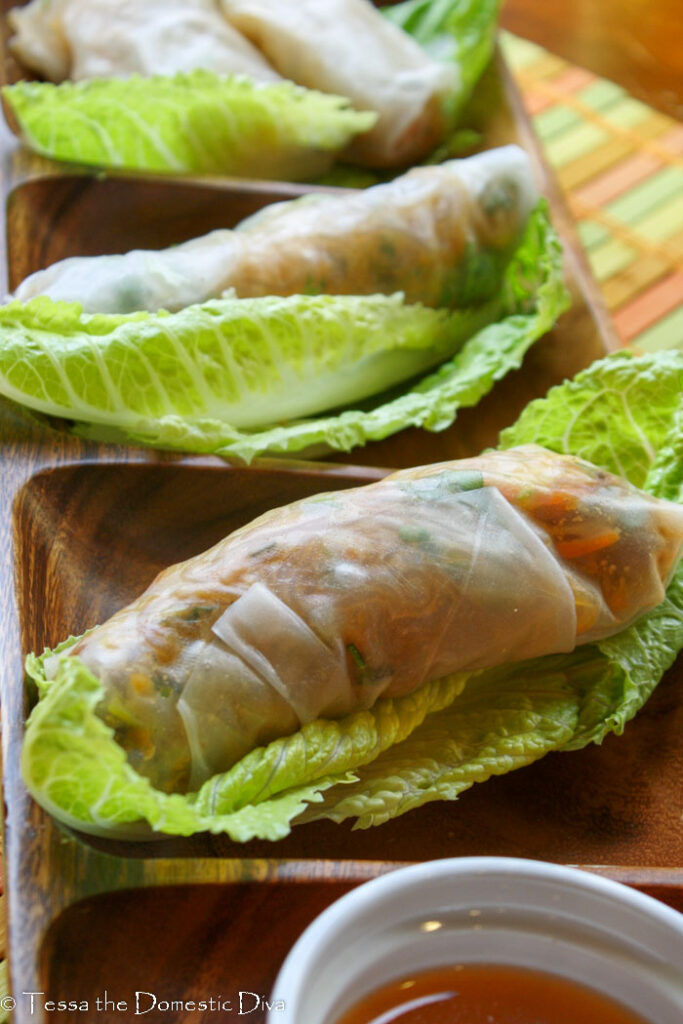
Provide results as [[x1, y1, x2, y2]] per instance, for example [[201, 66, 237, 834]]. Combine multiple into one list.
[[347, 645, 394, 687], [248, 542, 279, 559], [440, 244, 508, 307], [400, 469, 484, 502], [347, 643, 366, 670], [303, 275, 327, 296], [481, 178, 518, 215], [399, 526, 432, 544], [180, 605, 217, 622], [444, 470, 485, 492], [153, 674, 174, 698], [379, 239, 397, 258]]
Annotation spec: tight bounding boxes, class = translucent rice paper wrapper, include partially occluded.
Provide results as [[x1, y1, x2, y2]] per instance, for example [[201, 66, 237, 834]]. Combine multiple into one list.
[[41, 445, 683, 794]]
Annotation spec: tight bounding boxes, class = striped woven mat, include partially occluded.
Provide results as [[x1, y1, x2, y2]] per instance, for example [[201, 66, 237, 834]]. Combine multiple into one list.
[[504, 33, 683, 352]]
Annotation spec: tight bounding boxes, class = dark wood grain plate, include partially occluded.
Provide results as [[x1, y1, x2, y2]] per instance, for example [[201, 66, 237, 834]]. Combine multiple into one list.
[[2, 3, 678, 1022]]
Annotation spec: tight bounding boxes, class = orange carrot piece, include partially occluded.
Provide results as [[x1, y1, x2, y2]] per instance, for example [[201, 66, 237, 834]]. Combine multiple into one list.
[[515, 488, 580, 515], [130, 673, 154, 697], [555, 529, 621, 560], [127, 727, 155, 760]]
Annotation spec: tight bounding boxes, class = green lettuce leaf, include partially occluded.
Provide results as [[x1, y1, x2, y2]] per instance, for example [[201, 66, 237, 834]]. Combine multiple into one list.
[[0, 203, 568, 461], [499, 348, 683, 491], [22, 648, 468, 840], [2, 72, 377, 179], [384, 0, 500, 113], [0, 293, 465, 432], [497, 349, 683, 751], [21, 350, 683, 839]]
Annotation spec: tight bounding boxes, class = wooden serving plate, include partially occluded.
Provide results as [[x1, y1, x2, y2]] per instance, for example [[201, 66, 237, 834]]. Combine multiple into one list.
[[2, 3, 679, 1022], [1, 405, 682, 1024]]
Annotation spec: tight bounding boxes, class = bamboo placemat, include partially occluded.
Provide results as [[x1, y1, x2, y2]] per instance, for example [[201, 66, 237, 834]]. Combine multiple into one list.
[[504, 32, 683, 352]]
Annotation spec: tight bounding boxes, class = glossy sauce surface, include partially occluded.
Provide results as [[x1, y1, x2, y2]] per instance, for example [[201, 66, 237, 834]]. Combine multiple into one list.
[[334, 964, 652, 1024]]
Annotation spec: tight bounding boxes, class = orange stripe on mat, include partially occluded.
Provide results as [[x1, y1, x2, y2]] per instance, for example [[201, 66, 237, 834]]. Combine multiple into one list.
[[513, 76, 679, 168], [602, 255, 671, 312], [657, 125, 683, 156], [547, 66, 596, 94], [567, 196, 683, 268], [559, 138, 634, 189], [573, 152, 662, 208], [612, 272, 683, 341], [525, 91, 555, 115]]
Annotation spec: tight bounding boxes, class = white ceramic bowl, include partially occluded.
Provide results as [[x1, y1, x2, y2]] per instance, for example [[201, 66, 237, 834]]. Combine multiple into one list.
[[267, 857, 683, 1024]]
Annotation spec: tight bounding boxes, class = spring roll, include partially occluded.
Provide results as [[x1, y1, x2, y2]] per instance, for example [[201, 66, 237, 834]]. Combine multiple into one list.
[[7, 0, 71, 83], [12, 145, 538, 314], [44, 446, 683, 794], [8, 0, 281, 82], [220, 0, 459, 167]]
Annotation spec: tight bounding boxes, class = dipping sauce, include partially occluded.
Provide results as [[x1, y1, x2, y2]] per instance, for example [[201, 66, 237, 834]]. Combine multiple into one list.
[[333, 964, 653, 1024]]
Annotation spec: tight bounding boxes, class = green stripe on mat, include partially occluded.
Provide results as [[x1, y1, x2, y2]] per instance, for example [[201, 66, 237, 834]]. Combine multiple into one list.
[[546, 123, 609, 167], [607, 167, 683, 224], [588, 239, 637, 282], [577, 80, 625, 112], [535, 107, 581, 141], [602, 97, 654, 130], [635, 306, 683, 351], [635, 199, 683, 243], [577, 221, 611, 249], [503, 34, 546, 67]]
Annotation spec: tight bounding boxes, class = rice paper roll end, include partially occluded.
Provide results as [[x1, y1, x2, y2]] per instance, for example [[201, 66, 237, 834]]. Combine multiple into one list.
[[220, 0, 460, 167], [8, 0, 283, 83]]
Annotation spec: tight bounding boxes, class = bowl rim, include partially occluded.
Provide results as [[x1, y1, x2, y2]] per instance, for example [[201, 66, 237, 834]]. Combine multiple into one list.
[[270, 856, 683, 1016]]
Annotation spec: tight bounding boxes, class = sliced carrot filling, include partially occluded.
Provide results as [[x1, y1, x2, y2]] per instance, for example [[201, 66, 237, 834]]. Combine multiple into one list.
[[555, 529, 621, 560]]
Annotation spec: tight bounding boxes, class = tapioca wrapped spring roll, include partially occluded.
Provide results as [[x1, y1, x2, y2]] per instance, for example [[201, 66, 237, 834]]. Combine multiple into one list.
[[12, 145, 538, 314], [220, 0, 459, 167], [8, 0, 282, 82], [43, 446, 683, 794]]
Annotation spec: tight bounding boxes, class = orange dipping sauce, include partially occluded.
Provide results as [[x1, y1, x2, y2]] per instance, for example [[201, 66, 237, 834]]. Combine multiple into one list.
[[333, 964, 652, 1024]]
